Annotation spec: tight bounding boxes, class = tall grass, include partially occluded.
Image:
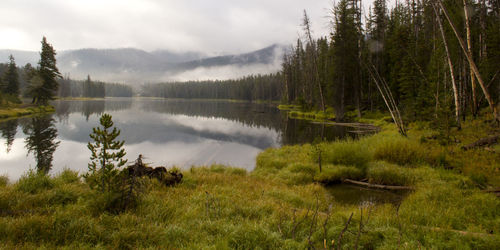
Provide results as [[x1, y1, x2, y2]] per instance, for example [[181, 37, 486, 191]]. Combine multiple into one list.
[[1, 113, 499, 248], [0, 175, 8, 187], [0, 164, 498, 248]]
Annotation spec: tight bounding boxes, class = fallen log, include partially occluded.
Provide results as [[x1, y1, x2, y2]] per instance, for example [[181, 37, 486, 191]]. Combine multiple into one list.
[[462, 135, 499, 150], [484, 188, 500, 197], [343, 179, 415, 191]]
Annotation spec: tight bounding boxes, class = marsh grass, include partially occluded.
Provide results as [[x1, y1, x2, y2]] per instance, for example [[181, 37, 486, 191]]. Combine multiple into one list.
[[1, 163, 499, 249], [0, 105, 55, 120], [1, 112, 499, 248], [0, 175, 8, 187]]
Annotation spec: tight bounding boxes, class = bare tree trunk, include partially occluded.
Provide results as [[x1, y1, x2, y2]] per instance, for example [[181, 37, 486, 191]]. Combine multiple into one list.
[[479, 0, 487, 60], [433, 3, 461, 129], [303, 10, 326, 112], [437, 0, 500, 123], [463, 0, 477, 117]]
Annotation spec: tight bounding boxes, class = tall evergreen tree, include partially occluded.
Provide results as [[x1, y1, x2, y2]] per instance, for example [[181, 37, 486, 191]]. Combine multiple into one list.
[[29, 37, 61, 104], [3, 55, 20, 96]]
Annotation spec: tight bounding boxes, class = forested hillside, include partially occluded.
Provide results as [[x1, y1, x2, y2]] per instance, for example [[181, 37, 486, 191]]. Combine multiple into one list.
[[281, 0, 500, 126]]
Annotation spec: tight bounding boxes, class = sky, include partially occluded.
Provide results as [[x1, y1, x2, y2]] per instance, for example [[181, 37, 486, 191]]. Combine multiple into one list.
[[0, 0, 387, 54]]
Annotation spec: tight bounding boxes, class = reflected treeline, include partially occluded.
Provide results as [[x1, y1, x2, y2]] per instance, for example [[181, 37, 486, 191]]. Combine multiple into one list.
[[280, 118, 357, 145], [22, 116, 60, 174], [52, 99, 132, 122], [139, 99, 283, 130], [0, 119, 17, 152]]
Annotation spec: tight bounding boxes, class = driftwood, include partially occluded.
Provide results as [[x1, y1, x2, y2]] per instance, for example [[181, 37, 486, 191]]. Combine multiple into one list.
[[461, 135, 499, 150], [343, 179, 415, 191], [127, 155, 183, 186]]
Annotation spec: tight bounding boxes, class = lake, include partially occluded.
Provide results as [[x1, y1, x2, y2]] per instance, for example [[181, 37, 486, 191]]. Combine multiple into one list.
[[0, 98, 355, 180]]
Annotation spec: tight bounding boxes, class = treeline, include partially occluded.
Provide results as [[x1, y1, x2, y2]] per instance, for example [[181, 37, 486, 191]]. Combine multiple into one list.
[[141, 74, 282, 101], [0, 58, 133, 99], [0, 57, 34, 104], [282, 0, 500, 126], [0, 37, 61, 105], [58, 75, 133, 98]]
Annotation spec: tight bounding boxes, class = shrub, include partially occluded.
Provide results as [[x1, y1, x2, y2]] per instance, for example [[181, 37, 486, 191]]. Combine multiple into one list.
[[15, 170, 54, 194], [367, 161, 415, 186], [373, 136, 427, 166], [286, 162, 317, 175], [322, 141, 371, 170], [49, 189, 78, 206], [0, 175, 8, 187], [54, 169, 80, 184]]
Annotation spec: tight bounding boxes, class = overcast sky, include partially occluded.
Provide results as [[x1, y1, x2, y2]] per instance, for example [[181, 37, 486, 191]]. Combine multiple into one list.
[[0, 0, 384, 54]]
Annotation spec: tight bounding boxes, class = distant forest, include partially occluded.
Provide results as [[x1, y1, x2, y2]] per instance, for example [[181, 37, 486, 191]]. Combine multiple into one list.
[[0, 63, 133, 98], [141, 74, 282, 101], [142, 0, 500, 127], [280, 0, 500, 124], [58, 75, 133, 98]]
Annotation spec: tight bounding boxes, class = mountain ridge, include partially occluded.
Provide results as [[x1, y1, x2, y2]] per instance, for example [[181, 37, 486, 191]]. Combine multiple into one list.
[[0, 44, 285, 83]]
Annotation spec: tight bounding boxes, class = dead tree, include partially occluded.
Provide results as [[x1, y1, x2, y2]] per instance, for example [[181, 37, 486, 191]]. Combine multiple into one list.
[[436, 0, 500, 124], [303, 10, 326, 112], [432, 3, 461, 129]]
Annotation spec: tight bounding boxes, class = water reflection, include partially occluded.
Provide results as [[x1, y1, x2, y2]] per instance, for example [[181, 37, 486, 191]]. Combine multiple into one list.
[[22, 116, 60, 174], [328, 184, 407, 205], [1, 98, 362, 180], [281, 117, 354, 145], [54, 99, 132, 122], [0, 119, 17, 153]]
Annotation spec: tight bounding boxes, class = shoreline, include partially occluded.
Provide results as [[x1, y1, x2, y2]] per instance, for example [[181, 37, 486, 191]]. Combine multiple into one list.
[[0, 105, 55, 121]]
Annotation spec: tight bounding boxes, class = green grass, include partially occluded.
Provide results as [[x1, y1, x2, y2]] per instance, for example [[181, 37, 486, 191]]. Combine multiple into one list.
[[1, 110, 499, 248], [1, 163, 498, 249], [0, 105, 55, 120], [278, 104, 336, 121]]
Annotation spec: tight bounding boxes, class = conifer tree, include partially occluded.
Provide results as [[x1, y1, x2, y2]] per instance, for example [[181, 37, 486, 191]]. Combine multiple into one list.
[[86, 113, 127, 193], [29, 37, 61, 104], [3, 55, 20, 96]]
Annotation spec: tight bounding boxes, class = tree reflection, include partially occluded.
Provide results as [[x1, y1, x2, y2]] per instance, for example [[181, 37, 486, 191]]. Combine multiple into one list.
[[0, 119, 18, 153], [23, 116, 60, 174], [82, 100, 105, 121]]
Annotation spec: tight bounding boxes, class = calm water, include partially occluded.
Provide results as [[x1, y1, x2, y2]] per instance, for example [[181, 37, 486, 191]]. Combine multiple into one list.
[[0, 98, 355, 180]]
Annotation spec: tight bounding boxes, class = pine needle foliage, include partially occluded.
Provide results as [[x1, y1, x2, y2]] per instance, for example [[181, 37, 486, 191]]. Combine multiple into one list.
[[85, 113, 127, 193]]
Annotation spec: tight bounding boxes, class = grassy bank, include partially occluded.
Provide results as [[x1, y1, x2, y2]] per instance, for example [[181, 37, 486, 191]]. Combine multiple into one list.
[[0, 105, 55, 120], [1, 113, 499, 248], [278, 104, 336, 121], [1, 164, 498, 249]]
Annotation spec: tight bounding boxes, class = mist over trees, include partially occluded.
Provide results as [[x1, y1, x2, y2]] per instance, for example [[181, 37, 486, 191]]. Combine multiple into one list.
[[281, 0, 500, 125], [58, 76, 133, 98]]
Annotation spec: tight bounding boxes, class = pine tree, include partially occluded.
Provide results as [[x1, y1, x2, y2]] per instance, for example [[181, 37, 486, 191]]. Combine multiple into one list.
[[86, 113, 127, 193], [29, 37, 61, 104], [3, 55, 20, 96]]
